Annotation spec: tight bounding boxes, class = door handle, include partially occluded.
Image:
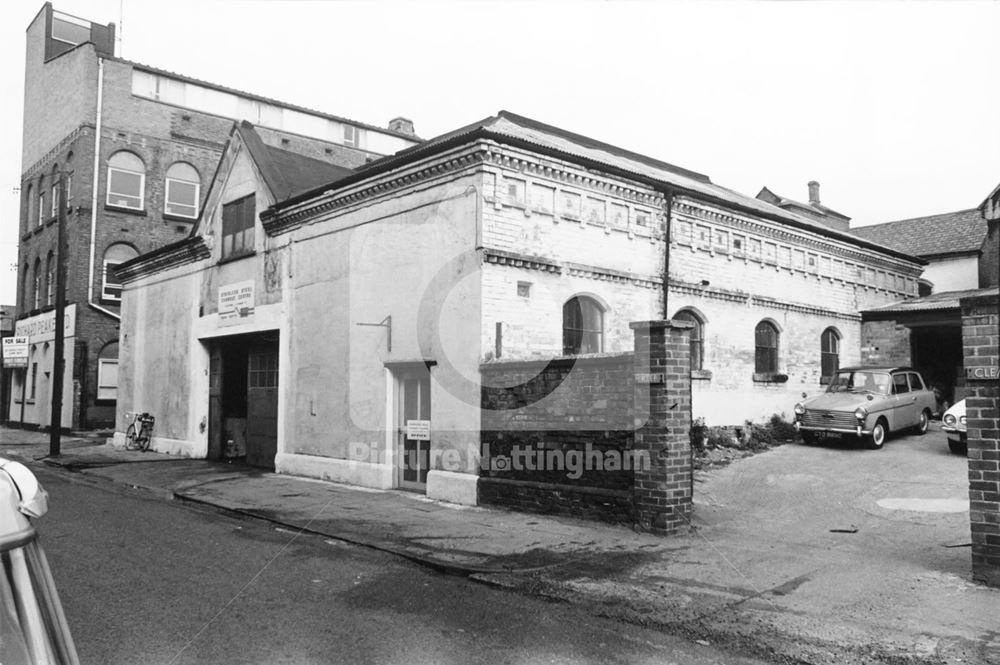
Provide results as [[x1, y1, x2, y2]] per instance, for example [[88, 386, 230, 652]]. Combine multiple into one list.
[[911, 397, 917, 402]]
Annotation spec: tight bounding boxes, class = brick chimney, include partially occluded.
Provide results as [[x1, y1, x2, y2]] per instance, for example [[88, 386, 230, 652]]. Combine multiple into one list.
[[808, 180, 820, 206], [388, 117, 415, 136]]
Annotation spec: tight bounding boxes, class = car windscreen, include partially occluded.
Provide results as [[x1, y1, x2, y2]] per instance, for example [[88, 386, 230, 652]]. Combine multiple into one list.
[[826, 371, 891, 394]]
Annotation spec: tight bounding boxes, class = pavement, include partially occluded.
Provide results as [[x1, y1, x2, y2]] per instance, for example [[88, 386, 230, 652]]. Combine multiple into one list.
[[2, 423, 998, 665]]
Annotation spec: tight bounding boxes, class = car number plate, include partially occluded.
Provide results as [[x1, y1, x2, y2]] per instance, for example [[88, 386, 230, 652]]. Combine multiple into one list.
[[816, 431, 842, 440]]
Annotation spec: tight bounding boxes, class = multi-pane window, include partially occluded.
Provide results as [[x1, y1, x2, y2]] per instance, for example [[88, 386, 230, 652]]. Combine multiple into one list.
[[754, 321, 779, 374], [249, 350, 279, 388], [37, 176, 46, 226], [343, 124, 362, 148], [46, 252, 55, 307], [97, 342, 119, 401], [106, 151, 146, 210], [25, 185, 33, 229], [221, 195, 256, 259], [563, 296, 604, 355], [50, 180, 60, 217], [673, 309, 704, 371], [165, 162, 200, 219], [32, 259, 41, 310], [101, 243, 139, 302], [821, 328, 840, 382]]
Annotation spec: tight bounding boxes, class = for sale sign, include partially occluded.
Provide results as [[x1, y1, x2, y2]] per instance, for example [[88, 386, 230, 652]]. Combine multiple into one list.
[[1, 336, 29, 368]]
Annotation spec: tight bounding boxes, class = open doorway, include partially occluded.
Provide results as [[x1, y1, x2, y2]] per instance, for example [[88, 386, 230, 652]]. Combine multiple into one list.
[[207, 331, 279, 469], [910, 324, 964, 413]]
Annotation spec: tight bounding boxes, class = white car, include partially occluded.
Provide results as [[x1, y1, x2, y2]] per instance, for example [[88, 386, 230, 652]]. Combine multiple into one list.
[[942, 399, 967, 455]]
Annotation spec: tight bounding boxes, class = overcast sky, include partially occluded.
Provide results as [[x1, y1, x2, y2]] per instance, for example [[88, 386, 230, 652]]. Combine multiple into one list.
[[2, 0, 998, 306]]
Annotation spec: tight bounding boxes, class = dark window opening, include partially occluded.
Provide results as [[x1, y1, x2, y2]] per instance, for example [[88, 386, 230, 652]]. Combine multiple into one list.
[[754, 321, 779, 374], [563, 296, 604, 355]]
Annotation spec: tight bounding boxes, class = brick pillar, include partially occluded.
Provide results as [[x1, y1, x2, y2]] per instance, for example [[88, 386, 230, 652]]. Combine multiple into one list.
[[961, 292, 1000, 587], [630, 319, 693, 534]]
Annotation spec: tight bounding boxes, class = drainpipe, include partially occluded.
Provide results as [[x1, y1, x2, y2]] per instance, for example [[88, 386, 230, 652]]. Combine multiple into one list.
[[87, 58, 119, 320], [662, 189, 674, 319]]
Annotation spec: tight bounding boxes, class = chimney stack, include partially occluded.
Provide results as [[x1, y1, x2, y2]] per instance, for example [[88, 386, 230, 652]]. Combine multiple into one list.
[[808, 180, 820, 205], [388, 117, 415, 137]]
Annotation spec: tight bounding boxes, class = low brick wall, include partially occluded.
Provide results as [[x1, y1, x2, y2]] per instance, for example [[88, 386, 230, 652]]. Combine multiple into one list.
[[479, 320, 693, 533], [962, 292, 1000, 587]]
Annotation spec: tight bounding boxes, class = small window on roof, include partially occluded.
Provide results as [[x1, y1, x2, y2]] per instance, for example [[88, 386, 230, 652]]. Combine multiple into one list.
[[51, 11, 91, 46]]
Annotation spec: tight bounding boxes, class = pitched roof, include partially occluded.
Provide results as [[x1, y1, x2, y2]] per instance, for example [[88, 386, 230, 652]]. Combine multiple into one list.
[[268, 111, 925, 265], [862, 286, 999, 314], [756, 186, 851, 221], [850, 209, 986, 258], [237, 121, 353, 200]]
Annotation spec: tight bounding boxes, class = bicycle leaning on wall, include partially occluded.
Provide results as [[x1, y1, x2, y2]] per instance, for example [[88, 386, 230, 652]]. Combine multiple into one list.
[[124, 412, 155, 452]]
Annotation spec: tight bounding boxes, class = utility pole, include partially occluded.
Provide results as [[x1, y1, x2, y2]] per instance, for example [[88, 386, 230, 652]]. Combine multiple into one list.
[[49, 171, 68, 457]]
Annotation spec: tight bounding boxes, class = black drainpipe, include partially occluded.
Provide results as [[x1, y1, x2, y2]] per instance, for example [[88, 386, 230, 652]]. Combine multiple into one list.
[[661, 188, 674, 318]]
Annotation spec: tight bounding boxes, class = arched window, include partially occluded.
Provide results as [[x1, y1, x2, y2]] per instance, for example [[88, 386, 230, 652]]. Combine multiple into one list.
[[49, 164, 60, 218], [32, 258, 41, 310], [106, 151, 145, 210], [24, 184, 33, 228], [821, 328, 840, 383], [101, 243, 139, 302], [673, 309, 705, 371], [36, 175, 46, 226], [165, 162, 200, 219], [563, 296, 604, 355], [754, 320, 780, 374], [45, 251, 55, 307], [22, 262, 30, 310], [97, 342, 119, 401]]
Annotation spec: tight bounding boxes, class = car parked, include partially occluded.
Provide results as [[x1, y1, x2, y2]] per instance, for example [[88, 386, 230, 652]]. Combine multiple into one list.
[[942, 399, 967, 455], [793, 366, 936, 449]]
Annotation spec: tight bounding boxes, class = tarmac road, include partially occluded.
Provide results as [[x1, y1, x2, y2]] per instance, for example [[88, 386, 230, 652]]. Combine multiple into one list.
[[31, 466, 770, 665]]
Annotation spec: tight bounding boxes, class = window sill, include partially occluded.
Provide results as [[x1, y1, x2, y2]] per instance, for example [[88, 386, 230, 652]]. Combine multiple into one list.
[[104, 204, 147, 216], [163, 212, 197, 224], [753, 372, 788, 384], [99, 299, 122, 307], [218, 249, 256, 265], [691, 369, 713, 381]]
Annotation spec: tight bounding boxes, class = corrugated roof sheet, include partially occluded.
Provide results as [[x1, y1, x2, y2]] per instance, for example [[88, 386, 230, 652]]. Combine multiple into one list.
[[863, 287, 999, 313], [850, 209, 986, 257]]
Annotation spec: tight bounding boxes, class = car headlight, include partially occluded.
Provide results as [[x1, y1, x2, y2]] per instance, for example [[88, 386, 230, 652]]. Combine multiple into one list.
[[854, 407, 868, 420], [944, 414, 956, 426], [794, 403, 806, 415], [960, 415, 966, 425]]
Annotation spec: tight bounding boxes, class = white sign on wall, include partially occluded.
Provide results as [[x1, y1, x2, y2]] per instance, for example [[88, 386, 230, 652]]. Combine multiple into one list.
[[1, 337, 29, 368], [406, 420, 431, 441], [13, 304, 77, 342], [218, 280, 255, 326]]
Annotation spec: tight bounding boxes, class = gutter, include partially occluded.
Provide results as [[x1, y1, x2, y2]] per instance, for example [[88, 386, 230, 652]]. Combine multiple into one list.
[[87, 57, 119, 320]]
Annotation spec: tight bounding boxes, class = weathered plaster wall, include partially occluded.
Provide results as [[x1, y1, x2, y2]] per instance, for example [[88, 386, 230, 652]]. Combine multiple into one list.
[[281, 172, 483, 488], [923, 255, 980, 293]]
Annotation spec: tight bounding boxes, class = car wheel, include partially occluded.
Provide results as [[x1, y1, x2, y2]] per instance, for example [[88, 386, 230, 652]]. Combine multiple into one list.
[[865, 418, 888, 450], [948, 438, 967, 456], [914, 409, 930, 435]]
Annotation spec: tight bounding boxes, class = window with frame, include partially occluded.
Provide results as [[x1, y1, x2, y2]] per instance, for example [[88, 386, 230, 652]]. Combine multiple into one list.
[[46, 252, 55, 307], [29, 362, 38, 401], [25, 185, 33, 229], [51, 11, 91, 46], [343, 124, 363, 148], [820, 327, 840, 383], [221, 195, 256, 259], [49, 166, 60, 218], [754, 320, 779, 374], [32, 259, 41, 310], [97, 342, 119, 401], [101, 243, 139, 302], [37, 176, 46, 226], [892, 373, 910, 395], [106, 151, 146, 210], [165, 162, 200, 219], [908, 372, 925, 391], [563, 296, 604, 355], [673, 309, 704, 371]]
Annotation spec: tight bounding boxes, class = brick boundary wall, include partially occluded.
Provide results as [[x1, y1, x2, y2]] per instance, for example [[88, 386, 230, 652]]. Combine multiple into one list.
[[961, 292, 1000, 587], [479, 319, 693, 534]]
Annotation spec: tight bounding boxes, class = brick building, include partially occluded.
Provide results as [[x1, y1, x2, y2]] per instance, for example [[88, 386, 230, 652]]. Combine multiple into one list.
[[9, 3, 419, 429], [115, 111, 923, 513], [858, 184, 1000, 410]]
